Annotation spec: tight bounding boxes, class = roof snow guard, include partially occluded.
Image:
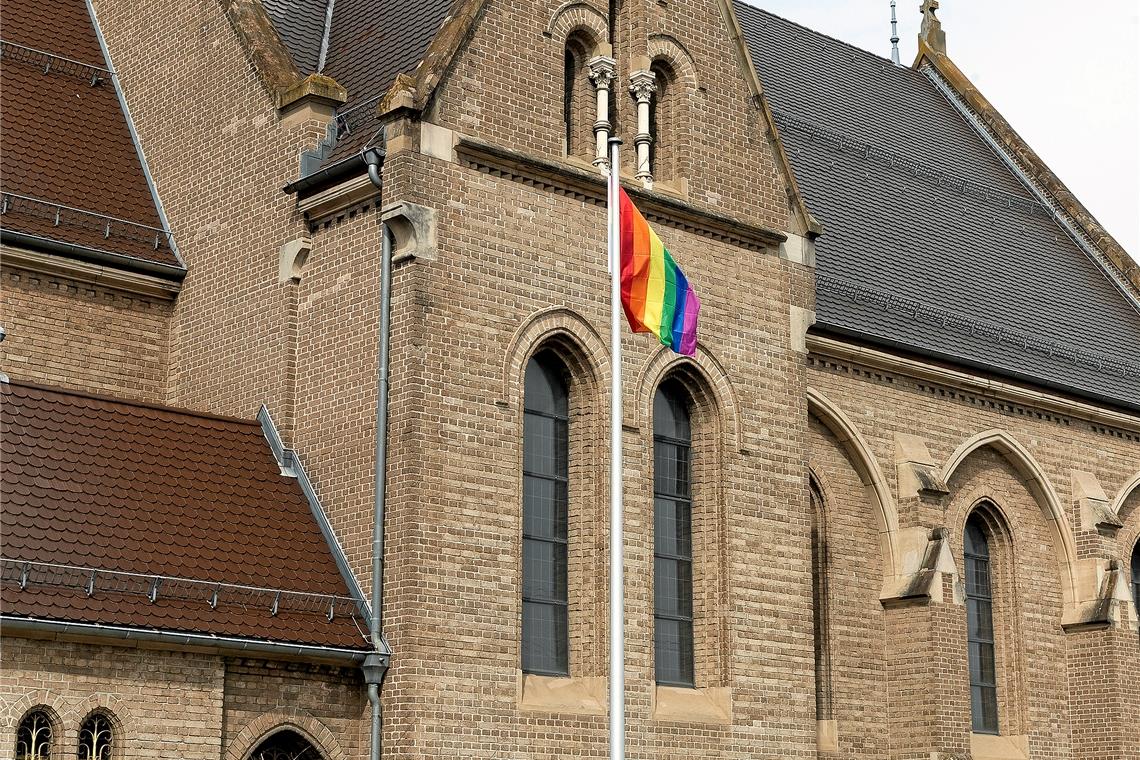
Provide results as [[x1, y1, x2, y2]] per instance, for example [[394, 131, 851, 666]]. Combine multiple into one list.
[[0, 0, 181, 273], [0, 380, 370, 653], [737, 3, 1140, 413]]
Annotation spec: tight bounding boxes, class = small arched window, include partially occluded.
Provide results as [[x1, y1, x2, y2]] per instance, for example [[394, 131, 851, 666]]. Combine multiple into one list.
[[809, 479, 832, 722], [648, 60, 678, 184], [964, 515, 998, 734], [15, 709, 53, 760], [1131, 542, 1139, 617], [653, 379, 694, 687], [249, 729, 324, 760], [522, 351, 571, 675], [562, 34, 595, 161], [77, 712, 113, 760]]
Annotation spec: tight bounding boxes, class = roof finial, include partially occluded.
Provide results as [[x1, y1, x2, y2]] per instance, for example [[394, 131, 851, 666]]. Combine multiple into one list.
[[919, 0, 947, 55], [890, 0, 901, 64]]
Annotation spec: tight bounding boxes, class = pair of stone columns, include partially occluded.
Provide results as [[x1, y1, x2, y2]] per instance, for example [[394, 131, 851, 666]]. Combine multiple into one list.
[[586, 57, 657, 185]]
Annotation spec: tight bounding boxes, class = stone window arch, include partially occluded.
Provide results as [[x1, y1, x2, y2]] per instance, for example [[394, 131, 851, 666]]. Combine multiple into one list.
[[76, 710, 116, 760], [14, 708, 55, 760], [247, 728, 325, 760]]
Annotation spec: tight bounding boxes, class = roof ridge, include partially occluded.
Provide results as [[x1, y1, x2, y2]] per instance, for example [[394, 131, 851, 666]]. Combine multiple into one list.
[[0, 379, 261, 429], [734, 0, 901, 69]]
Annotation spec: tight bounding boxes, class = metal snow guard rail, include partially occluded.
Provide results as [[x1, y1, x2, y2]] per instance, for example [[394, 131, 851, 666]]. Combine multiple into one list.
[[2, 558, 367, 625]]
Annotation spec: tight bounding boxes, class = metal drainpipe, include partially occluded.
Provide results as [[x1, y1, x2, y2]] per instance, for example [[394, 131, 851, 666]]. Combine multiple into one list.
[[363, 148, 390, 760]]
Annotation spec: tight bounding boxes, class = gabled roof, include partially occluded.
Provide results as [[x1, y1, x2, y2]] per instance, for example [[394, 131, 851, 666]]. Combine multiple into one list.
[[0, 0, 180, 270], [260, 0, 456, 161], [0, 380, 369, 651], [736, 3, 1140, 412]]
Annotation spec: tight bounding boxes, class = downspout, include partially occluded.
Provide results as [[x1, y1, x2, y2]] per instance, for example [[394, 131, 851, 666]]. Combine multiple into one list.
[[362, 147, 390, 760]]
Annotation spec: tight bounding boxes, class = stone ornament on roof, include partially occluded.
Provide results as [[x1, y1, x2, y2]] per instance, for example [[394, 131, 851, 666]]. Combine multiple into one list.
[[920, 0, 947, 54]]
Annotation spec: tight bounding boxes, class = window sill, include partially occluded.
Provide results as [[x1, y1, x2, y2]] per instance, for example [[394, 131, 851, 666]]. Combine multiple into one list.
[[517, 673, 606, 715], [651, 685, 732, 724], [971, 733, 1029, 760]]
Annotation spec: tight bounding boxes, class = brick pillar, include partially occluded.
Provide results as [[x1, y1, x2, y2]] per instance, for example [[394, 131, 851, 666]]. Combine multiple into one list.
[[883, 573, 970, 760], [1067, 626, 1140, 760]]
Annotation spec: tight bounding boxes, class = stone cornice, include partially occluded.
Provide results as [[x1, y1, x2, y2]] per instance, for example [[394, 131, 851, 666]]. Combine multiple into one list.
[[219, 0, 300, 95], [0, 244, 181, 299], [806, 333, 1140, 433], [454, 136, 786, 252]]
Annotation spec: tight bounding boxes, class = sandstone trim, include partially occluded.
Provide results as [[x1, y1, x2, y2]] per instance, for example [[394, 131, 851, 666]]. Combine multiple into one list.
[[1, 245, 181, 299], [218, 0, 301, 95]]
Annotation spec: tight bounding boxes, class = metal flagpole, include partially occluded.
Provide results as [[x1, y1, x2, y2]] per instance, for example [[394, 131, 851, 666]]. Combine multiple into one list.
[[606, 136, 625, 760]]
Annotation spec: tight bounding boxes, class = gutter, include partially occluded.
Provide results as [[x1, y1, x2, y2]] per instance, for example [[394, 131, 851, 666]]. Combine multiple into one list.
[[0, 229, 185, 282], [0, 616, 369, 663], [283, 151, 369, 197]]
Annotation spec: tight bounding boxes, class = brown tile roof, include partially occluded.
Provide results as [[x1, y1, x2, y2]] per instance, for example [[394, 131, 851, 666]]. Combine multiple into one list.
[[0, 380, 369, 650], [0, 0, 180, 268]]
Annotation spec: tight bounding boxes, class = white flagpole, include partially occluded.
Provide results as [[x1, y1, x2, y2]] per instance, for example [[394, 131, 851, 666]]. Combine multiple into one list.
[[606, 137, 625, 760]]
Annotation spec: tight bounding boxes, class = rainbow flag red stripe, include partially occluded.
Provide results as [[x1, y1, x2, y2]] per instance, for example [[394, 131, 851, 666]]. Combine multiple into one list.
[[619, 187, 700, 356]]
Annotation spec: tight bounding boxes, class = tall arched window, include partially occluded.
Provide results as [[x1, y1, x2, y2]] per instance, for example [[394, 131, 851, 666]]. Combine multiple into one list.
[[562, 34, 594, 161], [77, 711, 114, 760], [522, 351, 570, 675], [648, 60, 678, 184], [810, 479, 832, 723], [965, 515, 998, 734], [1131, 542, 1139, 617], [248, 729, 324, 760], [653, 379, 694, 687], [15, 709, 53, 760]]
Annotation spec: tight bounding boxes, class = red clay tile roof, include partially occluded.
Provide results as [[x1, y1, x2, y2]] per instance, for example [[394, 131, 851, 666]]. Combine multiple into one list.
[[0, 0, 180, 268], [0, 380, 369, 650]]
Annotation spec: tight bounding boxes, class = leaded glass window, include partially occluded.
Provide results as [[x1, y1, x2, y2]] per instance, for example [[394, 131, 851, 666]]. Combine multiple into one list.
[[653, 380, 694, 687], [522, 352, 570, 675], [249, 729, 324, 760], [77, 712, 113, 760], [965, 516, 998, 734], [15, 710, 52, 760]]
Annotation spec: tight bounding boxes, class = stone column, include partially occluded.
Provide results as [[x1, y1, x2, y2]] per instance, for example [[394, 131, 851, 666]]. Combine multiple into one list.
[[628, 69, 656, 186], [588, 56, 617, 171]]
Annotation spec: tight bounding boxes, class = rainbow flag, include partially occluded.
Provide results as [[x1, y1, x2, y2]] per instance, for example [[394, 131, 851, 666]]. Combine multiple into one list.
[[618, 187, 700, 356]]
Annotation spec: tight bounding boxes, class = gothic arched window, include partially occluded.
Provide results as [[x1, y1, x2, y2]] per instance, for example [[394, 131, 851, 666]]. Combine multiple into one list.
[[248, 729, 325, 760], [77, 711, 114, 760], [810, 479, 832, 722], [1131, 542, 1139, 617], [648, 60, 679, 184], [653, 379, 694, 687], [522, 351, 571, 675], [965, 515, 998, 734], [14, 709, 53, 760]]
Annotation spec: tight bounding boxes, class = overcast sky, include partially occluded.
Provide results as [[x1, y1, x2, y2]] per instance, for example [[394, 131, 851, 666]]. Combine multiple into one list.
[[747, 0, 1139, 260]]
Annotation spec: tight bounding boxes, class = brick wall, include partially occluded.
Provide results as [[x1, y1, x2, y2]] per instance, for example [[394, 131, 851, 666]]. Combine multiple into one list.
[[0, 263, 172, 402]]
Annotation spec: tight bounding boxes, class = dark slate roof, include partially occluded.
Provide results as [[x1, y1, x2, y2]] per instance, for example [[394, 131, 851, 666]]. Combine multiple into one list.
[[0, 380, 369, 650], [736, 3, 1140, 412], [262, 0, 455, 162], [0, 0, 179, 268]]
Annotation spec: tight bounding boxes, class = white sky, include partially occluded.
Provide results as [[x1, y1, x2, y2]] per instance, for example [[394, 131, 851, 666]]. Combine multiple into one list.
[[747, 0, 1139, 260]]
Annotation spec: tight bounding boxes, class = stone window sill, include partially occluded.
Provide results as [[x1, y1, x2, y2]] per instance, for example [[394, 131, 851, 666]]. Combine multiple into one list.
[[517, 673, 606, 715], [651, 685, 732, 724], [971, 733, 1029, 760]]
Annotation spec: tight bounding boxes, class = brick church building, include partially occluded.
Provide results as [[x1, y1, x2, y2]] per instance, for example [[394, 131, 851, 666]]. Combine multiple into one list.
[[1, 0, 1137, 756]]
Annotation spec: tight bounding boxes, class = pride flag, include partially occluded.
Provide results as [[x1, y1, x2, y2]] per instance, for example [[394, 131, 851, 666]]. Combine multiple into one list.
[[618, 187, 700, 356]]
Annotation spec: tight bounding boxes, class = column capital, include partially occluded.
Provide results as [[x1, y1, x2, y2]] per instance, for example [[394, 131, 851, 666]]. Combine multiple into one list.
[[628, 69, 657, 103], [588, 56, 617, 90]]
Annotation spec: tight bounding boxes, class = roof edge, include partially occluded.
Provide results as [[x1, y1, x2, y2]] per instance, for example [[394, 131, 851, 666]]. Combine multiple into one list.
[[915, 41, 1140, 297], [0, 377, 258, 427], [0, 616, 371, 662], [723, 0, 821, 239], [0, 230, 186, 282], [258, 405, 371, 616], [219, 0, 304, 98]]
